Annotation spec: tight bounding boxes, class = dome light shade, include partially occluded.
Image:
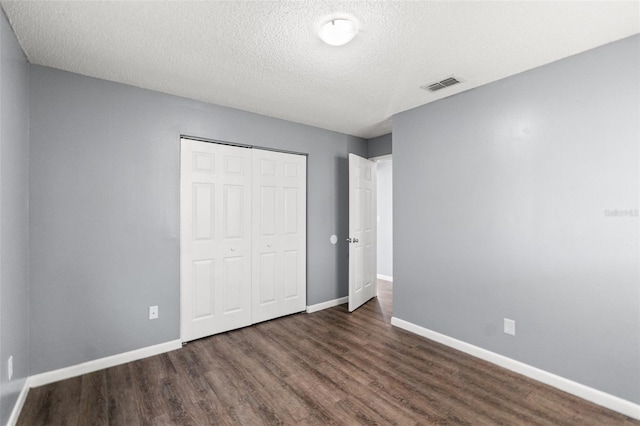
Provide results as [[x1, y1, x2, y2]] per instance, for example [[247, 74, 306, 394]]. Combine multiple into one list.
[[318, 19, 357, 46]]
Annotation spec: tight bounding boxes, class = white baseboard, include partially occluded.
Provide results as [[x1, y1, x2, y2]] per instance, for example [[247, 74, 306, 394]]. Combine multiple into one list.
[[29, 339, 182, 388], [390, 317, 640, 420], [7, 379, 30, 426], [306, 296, 348, 313], [377, 274, 393, 282], [8, 339, 181, 423]]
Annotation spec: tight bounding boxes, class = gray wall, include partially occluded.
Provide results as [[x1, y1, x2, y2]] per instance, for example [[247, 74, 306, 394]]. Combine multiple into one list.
[[0, 9, 30, 425], [29, 65, 367, 374], [368, 133, 392, 158], [393, 35, 640, 403], [376, 160, 393, 278]]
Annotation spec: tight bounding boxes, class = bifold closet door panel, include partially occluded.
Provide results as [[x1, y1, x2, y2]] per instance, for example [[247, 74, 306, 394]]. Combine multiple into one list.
[[180, 139, 252, 342], [251, 149, 307, 324]]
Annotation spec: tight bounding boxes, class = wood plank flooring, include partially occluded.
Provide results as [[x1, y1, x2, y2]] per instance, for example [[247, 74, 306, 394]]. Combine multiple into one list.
[[18, 281, 639, 425]]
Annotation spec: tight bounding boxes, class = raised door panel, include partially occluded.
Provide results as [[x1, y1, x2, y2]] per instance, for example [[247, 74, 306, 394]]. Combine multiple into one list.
[[193, 260, 215, 319], [283, 188, 298, 235], [223, 185, 245, 239], [222, 256, 245, 313], [260, 186, 277, 236], [283, 250, 299, 299], [362, 184, 375, 291], [258, 252, 277, 304], [354, 245, 363, 292], [193, 184, 215, 240]]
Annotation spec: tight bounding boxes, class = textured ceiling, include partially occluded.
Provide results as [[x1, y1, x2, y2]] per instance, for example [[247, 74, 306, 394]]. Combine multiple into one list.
[[2, 1, 639, 138]]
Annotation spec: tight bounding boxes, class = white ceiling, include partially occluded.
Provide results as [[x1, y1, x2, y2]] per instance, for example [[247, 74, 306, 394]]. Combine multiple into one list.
[[2, 1, 639, 139]]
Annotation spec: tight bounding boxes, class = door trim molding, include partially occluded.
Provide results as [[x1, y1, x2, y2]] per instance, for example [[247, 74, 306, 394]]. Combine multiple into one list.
[[391, 317, 640, 420], [180, 134, 308, 157]]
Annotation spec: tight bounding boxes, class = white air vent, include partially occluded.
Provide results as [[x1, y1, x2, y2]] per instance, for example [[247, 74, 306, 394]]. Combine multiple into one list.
[[422, 76, 462, 92]]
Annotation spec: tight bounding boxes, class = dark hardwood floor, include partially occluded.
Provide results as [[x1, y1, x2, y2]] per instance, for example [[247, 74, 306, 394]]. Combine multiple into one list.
[[19, 280, 639, 425]]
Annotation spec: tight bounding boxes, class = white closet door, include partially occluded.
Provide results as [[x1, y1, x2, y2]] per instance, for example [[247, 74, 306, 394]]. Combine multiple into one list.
[[251, 149, 306, 324], [180, 139, 252, 342]]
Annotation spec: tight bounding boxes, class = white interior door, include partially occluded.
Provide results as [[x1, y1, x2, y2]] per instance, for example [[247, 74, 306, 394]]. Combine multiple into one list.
[[348, 153, 377, 312], [180, 139, 252, 342], [252, 149, 306, 323]]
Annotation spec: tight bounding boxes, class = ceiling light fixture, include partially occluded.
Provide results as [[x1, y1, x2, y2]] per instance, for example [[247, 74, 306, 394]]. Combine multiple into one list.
[[318, 19, 357, 46]]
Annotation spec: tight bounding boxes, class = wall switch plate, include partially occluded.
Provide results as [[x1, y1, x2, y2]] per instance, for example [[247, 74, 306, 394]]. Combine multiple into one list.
[[149, 305, 158, 320], [8, 356, 13, 381], [504, 318, 516, 336]]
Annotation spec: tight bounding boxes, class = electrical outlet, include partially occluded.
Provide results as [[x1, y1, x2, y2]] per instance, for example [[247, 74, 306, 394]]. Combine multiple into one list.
[[149, 305, 158, 320], [504, 318, 516, 336], [8, 356, 13, 381]]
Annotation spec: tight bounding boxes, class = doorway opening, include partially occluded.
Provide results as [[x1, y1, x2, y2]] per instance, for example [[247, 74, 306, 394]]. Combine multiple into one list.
[[373, 155, 392, 318], [374, 156, 392, 282]]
